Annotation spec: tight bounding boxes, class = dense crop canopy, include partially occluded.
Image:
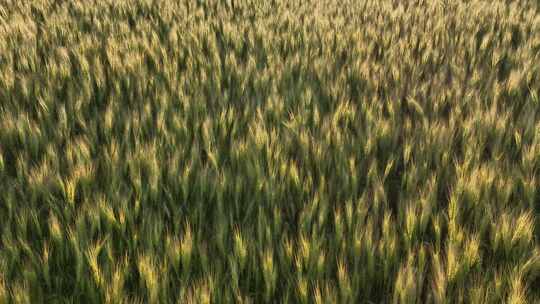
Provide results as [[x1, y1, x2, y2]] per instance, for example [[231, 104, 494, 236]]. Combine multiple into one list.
[[0, 0, 539, 303]]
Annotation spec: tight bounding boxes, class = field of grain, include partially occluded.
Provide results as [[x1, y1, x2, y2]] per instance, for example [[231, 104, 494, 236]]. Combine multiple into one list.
[[1, 0, 540, 303]]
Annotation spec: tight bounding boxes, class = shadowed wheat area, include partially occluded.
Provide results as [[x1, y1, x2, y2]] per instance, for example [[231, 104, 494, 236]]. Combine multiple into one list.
[[0, 0, 540, 303]]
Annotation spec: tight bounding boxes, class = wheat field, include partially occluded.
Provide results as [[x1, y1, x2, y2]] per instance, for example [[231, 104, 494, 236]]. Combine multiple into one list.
[[0, 0, 540, 303]]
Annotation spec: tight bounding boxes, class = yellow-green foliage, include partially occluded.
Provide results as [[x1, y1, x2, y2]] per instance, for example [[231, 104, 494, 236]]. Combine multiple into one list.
[[1, 0, 540, 302]]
